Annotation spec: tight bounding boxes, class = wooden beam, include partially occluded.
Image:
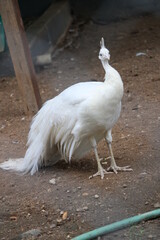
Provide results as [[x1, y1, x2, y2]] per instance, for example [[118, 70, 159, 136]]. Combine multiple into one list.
[[0, 0, 41, 115]]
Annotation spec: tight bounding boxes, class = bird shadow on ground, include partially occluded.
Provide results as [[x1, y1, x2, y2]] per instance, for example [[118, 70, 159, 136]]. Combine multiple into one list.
[[43, 157, 97, 174]]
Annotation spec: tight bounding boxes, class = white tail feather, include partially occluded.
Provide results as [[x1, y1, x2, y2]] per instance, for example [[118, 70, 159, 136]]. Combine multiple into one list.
[[0, 158, 25, 173], [0, 99, 59, 175]]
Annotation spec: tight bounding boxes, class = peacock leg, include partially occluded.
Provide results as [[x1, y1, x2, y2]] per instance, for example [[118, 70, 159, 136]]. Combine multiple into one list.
[[106, 130, 133, 174], [89, 137, 109, 179]]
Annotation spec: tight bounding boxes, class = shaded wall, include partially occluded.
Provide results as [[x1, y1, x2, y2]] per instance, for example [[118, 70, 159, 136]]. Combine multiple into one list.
[[18, 0, 54, 19], [70, 0, 160, 23]]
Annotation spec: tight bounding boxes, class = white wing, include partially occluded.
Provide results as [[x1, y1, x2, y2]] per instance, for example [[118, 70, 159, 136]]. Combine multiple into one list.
[[59, 81, 103, 105]]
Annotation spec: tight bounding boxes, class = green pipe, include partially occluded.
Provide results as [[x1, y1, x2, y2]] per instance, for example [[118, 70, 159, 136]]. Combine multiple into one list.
[[72, 209, 160, 240]]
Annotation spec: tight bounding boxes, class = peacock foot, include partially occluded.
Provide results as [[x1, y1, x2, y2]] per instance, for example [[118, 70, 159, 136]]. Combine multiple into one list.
[[89, 166, 111, 180], [107, 165, 133, 174]]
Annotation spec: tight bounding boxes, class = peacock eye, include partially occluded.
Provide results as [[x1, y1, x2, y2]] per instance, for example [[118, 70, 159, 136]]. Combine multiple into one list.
[[100, 54, 102, 56]]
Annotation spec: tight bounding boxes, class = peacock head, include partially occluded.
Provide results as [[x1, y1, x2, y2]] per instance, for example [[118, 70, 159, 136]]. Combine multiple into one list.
[[99, 37, 110, 61]]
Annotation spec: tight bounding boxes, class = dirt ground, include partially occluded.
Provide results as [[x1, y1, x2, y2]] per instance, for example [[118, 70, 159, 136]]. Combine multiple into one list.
[[0, 14, 160, 240]]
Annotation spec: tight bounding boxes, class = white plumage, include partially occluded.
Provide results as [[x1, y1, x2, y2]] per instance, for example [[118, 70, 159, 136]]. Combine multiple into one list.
[[0, 38, 132, 179]]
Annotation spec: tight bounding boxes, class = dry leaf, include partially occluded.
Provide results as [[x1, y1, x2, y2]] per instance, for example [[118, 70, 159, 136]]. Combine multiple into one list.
[[62, 211, 68, 220], [10, 216, 17, 221]]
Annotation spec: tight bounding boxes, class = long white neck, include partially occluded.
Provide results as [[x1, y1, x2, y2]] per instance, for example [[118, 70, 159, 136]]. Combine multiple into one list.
[[100, 58, 124, 99], [101, 59, 109, 73]]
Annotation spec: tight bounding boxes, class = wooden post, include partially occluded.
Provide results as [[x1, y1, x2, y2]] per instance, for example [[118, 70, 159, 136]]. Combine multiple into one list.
[[0, 0, 41, 115]]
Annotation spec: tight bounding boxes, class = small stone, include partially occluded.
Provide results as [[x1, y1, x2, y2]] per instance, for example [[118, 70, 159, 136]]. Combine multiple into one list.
[[0, 125, 5, 130], [41, 204, 45, 210], [82, 192, 89, 196], [56, 218, 62, 225], [50, 224, 56, 229], [136, 52, 147, 57], [120, 134, 125, 139], [44, 211, 48, 216], [154, 202, 160, 208], [139, 172, 147, 179], [124, 233, 128, 237], [12, 140, 19, 144], [94, 194, 99, 199], [123, 184, 127, 188], [76, 208, 82, 212], [76, 206, 88, 212], [49, 178, 56, 185], [138, 143, 143, 146], [127, 93, 132, 101], [83, 206, 89, 211], [148, 234, 154, 239], [21, 228, 41, 238], [60, 211, 64, 216]]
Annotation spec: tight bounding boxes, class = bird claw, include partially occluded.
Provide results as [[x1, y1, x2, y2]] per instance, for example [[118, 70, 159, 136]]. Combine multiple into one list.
[[107, 165, 133, 174], [89, 167, 111, 180]]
